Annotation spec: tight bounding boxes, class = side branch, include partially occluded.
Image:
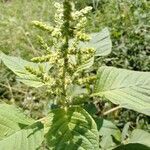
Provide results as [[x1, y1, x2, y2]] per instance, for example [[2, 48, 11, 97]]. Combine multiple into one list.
[[103, 105, 122, 116]]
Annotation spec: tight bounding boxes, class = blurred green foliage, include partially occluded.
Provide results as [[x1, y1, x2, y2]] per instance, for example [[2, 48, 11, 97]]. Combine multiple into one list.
[[0, 0, 55, 58], [84, 0, 150, 71]]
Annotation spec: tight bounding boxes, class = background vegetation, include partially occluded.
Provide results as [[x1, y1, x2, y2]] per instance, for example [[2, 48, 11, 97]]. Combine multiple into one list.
[[0, 0, 149, 131]]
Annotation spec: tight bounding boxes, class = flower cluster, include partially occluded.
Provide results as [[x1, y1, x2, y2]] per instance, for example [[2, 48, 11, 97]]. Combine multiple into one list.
[[72, 6, 92, 20], [26, 1, 95, 105]]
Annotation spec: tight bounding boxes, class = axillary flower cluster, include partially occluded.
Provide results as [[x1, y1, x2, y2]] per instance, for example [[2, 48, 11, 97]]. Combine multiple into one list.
[[25, 1, 96, 106]]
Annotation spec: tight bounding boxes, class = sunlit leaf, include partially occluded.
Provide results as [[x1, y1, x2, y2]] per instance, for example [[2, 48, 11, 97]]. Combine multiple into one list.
[[0, 104, 34, 139], [45, 106, 99, 150], [0, 104, 44, 150], [95, 117, 121, 150], [94, 66, 150, 116], [1, 53, 51, 87], [79, 28, 112, 56], [128, 129, 150, 147], [114, 129, 150, 150], [76, 57, 94, 73]]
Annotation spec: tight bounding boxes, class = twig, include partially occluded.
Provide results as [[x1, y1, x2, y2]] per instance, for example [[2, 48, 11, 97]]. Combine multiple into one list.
[[103, 105, 122, 116], [6, 80, 14, 100], [0, 83, 26, 94], [21, 28, 39, 55]]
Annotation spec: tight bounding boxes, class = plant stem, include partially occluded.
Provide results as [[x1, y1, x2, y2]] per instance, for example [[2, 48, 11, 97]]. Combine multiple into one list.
[[103, 105, 122, 116], [61, 0, 72, 104], [62, 38, 69, 100]]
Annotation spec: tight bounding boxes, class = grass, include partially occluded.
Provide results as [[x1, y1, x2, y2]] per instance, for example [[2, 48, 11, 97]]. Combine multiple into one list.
[[0, 0, 56, 58]]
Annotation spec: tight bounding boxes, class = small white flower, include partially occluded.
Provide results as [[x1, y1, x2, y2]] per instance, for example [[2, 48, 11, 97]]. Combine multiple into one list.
[[54, 2, 61, 9]]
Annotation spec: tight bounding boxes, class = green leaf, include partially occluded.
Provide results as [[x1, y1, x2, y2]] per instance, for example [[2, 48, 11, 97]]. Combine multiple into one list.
[[66, 84, 89, 105], [78, 28, 112, 56], [0, 122, 44, 150], [83, 103, 98, 116], [95, 118, 121, 150], [94, 66, 150, 116], [45, 106, 99, 150], [67, 84, 88, 96], [75, 57, 94, 73], [0, 104, 44, 150], [128, 129, 150, 147], [114, 144, 150, 150], [114, 129, 150, 150], [0, 104, 34, 139], [66, 84, 88, 100], [69, 28, 112, 73], [1, 53, 51, 87], [121, 122, 131, 141]]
